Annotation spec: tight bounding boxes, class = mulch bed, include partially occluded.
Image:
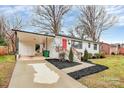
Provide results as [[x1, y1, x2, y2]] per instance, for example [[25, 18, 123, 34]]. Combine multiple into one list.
[[46, 59, 108, 80], [46, 59, 81, 69], [68, 63, 108, 80]]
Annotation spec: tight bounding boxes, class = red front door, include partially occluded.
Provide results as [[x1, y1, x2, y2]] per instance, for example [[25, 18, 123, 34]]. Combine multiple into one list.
[[62, 38, 67, 50]]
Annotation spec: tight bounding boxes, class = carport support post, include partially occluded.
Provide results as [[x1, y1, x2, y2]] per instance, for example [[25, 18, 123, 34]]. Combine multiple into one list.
[[15, 31, 17, 61], [46, 36, 47, 50]]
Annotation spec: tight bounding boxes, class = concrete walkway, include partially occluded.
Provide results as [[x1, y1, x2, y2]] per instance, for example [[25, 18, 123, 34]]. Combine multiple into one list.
[[62, 62, 95, 73], [9, 60, 86, 88]]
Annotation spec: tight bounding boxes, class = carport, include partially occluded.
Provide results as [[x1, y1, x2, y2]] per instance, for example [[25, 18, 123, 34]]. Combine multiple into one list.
[[13, 29, 55, 58]]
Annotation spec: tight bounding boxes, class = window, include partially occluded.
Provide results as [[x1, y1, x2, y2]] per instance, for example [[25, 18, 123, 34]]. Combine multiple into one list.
[[71, 40, 82, 49], [94, 44, 97, 50], [88, 43, 91, 48]]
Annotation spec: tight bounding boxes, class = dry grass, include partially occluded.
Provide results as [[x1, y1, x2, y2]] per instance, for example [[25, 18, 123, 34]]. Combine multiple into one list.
[[79, 55, 124, 88], [0, 55, 15, 88]]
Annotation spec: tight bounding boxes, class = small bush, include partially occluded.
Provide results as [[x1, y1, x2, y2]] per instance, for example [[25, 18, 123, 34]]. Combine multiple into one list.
[[88, 53, 93, 59], [69, 47, 74, 62], [59, 52, 65, 62], [0, 37, 7, 46], [83, 49, 88, 61], [100, 52, 106, 58], [111, 52, 115, 55], [81, 56, 84, 61], [94, 53, 101, 58], [92, 56, 97, 59]]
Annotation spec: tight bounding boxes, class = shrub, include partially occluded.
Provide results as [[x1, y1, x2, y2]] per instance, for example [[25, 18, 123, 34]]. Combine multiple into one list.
[[100, 52, 106, 58], [59, 51, 65, 62], [69, 47, 74, 62], [83, 49, 88, 61], [88, 53, 93, 59], [0, 37, 7, 46], [81, 56, 84, 61], [94, 53, 100, 58], [111, 52, 115, 55], [92, 56, 97, 59]]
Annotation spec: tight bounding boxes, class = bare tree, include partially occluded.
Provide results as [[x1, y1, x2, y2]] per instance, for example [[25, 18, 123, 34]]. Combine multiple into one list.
[[0, 16, 23, 53], [6, 16, 24, 53], [68, 28, 76, 38], [78, 5, 117, 42], [0, 16, 6, 38], [68, 24, 89, 40], [32, 5, 71, 35]]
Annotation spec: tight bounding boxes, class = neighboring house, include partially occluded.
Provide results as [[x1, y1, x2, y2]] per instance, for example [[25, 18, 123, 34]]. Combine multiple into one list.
[[118, 43, 124, 55], [12, 29, 99, 61], [119, 43, 124, 48], [119, 48, 124, 55], [100, 42, 111, 55], [100, 42, 124, 55], [110, 44, 119, 55]]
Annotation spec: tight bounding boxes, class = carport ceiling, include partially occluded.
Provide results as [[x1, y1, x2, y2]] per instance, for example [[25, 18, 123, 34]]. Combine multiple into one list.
[[17, 31, 54, 44]]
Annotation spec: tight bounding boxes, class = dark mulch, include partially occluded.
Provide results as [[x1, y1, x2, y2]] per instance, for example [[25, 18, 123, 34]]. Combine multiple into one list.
[[46, 59, 81, 69], [68, 62, 109, 80]]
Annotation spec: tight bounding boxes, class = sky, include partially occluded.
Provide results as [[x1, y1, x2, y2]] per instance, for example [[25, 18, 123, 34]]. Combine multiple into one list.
[[0, 5, 124, 44]]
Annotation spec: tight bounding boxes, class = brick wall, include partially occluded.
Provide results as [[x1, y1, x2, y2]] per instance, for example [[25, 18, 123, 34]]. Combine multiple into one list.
[[119, 48, 124, 55], [100, 43, 111, 55]]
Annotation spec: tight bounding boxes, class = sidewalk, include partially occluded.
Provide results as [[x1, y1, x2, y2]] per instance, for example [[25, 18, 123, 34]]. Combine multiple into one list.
[[62, 62, 95, 73]]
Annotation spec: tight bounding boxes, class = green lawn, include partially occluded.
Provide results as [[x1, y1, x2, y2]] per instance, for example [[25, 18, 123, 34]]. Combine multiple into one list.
[[0, 55, 15, 63], [79, 55, 124, 88], [0, 55, 15, 88]]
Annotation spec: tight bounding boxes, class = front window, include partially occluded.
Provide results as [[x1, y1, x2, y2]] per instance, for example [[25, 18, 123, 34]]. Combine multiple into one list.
[[72, 40, 82, 49], [94, 44, 97, 50]]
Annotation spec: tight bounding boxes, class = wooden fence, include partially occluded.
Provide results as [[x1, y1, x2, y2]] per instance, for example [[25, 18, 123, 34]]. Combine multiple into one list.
[[0, 46, 8, 55]]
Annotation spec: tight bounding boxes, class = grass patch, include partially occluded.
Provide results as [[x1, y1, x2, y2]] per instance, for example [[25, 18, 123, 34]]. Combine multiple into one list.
[[79, 55, 124, 88], [0, 55, 15, 63], [0, 55, 15, 88]]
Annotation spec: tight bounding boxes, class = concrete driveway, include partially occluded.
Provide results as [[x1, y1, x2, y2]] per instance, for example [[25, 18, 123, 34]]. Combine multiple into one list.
[[9, 59, 86, 88]]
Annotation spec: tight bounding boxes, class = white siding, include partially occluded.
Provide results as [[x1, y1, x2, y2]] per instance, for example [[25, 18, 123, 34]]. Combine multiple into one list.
[[48, 36, 71, 59], [47, 38, 59, 58], [82, 41, 99, 55]]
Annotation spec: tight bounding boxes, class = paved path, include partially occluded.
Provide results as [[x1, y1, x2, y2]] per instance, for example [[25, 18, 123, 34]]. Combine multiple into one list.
[[62, 62, 95, 73], [9, 60, 86, 88]]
